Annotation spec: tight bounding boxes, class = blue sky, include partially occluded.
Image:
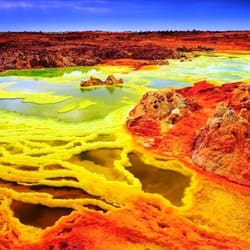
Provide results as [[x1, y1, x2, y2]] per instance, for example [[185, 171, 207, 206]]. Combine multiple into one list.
[[0, 0, 249, 31]]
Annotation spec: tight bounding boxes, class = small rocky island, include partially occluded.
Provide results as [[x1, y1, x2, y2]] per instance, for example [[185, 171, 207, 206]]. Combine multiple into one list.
[[80, 75, 124, 87]]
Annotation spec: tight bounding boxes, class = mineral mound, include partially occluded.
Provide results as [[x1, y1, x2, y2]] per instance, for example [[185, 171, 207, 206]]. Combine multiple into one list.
[[127, 81, 250, 187], [80, 75, 123, 87], [128, 87, 186, 122], [230, 84, 250, 110], [127, 87, 201, 138], [192, 103, 250, 187]]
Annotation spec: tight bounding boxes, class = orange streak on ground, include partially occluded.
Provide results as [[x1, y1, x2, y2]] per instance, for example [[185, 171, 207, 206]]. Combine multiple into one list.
[[102, 58, 162, 70], [14, 196, 248, 250], [126, 81, 250, 242]]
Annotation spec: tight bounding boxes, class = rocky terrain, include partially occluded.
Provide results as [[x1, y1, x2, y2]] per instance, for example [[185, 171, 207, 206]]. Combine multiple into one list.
[[192, 103, 250, 187], [80, 75, 123, 87], [127, 81, 250, 187], [0, 31, 249, 71], [127, 87, 198, 126], [230, 84, 250, 110]]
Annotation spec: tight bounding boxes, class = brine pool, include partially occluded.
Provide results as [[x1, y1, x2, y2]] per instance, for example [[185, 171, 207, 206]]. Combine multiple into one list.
[[0, 51, 249, 233], [0, 51, 249, 122]]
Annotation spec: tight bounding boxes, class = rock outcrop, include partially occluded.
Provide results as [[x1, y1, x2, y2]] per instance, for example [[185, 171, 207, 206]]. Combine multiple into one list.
[[127, 82, 250, 187], [128, 87, 186, 124], [229, 84, 250, 110], [104, 75, 124, 85], [192, 103, 250, 186], [2, 31, 249, 72], [80, 75, 123, 87], [127, 87, 201, 126]]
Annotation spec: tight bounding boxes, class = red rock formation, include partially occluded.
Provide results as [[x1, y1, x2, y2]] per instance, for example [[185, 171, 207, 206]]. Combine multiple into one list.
[[192, 103, 250, 187], [229, 84, 250, 110], [1, 31, 250, 71], [127, 82, 250, 187], [128, 87, 187, 124]]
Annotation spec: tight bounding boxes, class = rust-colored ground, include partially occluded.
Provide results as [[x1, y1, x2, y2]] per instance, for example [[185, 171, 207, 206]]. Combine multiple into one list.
[[127, 81, 250, 189], [1, 31, 250, 71], [125, 81, 250, 249], [1, 195, 249, 250], [0, 31, 250, 249]]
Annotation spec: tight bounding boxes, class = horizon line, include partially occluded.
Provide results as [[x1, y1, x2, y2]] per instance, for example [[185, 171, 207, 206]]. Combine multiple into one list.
[[1, 29, 250, 33]]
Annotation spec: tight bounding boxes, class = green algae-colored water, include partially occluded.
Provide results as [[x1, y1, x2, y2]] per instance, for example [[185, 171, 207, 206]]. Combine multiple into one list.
[[0, 66, 96, 78], [0, 51, 249, 217], [0, 52, 249, 122]]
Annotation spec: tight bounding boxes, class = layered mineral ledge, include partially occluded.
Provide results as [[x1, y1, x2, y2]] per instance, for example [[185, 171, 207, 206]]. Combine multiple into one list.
[[0, 81, 250, 249], [1, 195, 250, 250]]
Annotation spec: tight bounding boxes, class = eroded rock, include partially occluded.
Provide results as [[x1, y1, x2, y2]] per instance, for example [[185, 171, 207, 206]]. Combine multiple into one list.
[[80, 75, 123, 87], [230, 84, 250, 110], [127, 87, 201, 126], [1, 31, 250, 72], [192, 103, 250, 186], [105, 75, 124, 85]]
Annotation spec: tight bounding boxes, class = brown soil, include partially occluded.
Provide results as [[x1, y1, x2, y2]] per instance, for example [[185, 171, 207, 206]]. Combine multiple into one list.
[[0, 31, 249, 71]]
